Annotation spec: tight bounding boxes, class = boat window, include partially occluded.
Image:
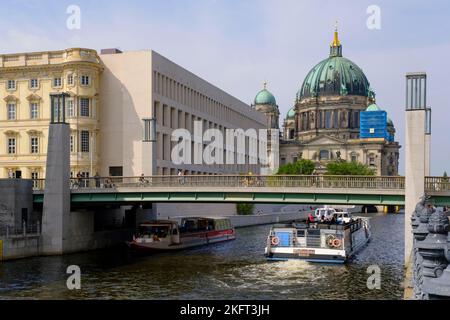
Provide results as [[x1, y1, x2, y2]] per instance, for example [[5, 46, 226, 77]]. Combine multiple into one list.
[[197, 219, 209, 231], [138, 225, 169, 238], [180, 219, 197, 233], [307, 229, 321, 236], [297, 230, 305, 237], [215, 220, 223, 231]]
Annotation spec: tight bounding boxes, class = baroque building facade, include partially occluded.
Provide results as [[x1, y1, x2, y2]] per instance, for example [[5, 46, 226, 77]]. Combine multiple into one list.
[[0, 48, 102, 181], [253, 29, 400, 176]]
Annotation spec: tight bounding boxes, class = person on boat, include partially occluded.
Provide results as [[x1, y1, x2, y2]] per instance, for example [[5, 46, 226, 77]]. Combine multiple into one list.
[[308, 213, 315, 223]]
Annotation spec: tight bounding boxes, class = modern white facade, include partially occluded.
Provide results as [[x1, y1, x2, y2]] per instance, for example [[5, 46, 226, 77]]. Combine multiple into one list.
[[99, 49, 268, 177]]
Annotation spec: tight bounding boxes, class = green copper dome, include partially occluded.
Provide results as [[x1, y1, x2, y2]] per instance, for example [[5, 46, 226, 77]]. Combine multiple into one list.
[[296, 31, 371, 101], [286, 107, 295, 119], [254, 86, 277, 106], [366, 103, 382, 111]]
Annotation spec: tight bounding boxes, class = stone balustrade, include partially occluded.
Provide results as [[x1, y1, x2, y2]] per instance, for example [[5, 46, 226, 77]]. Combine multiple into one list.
[[412, 196, 450, 299]]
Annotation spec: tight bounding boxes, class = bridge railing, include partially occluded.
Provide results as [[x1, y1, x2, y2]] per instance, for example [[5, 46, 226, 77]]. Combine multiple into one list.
[[424, 176, 450, 193], [31, 175, 406, 191]]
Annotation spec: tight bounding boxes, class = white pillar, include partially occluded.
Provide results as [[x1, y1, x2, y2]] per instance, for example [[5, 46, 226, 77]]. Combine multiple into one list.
[[424, 134, 431, 176], [404, 72, 428, 265]]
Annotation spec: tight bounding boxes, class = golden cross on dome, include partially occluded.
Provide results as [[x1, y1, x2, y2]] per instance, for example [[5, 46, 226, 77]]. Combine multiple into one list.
[[332, 20, 341, 47]]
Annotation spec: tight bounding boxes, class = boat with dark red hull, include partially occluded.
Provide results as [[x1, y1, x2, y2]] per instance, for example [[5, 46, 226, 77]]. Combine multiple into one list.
[[127, 217, 236, 252]]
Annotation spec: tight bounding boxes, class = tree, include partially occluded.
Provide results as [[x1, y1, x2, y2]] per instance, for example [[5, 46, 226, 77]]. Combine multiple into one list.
[[326, 161, 375, 176], [276, 159, 315, 175], [236, 203, 255, 215]]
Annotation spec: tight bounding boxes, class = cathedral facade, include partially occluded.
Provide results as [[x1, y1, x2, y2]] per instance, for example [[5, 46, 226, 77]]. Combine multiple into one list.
[[252, 29, 401, 176]]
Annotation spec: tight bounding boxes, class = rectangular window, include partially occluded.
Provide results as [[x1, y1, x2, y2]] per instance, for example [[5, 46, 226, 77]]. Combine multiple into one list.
[[67, 100, 75, 117], [80, 98, 90, 117], [53, 77, 62, 87], [30, 137, 39, 154], [81, 75, 90, 86], [353, 111, 360, 128], [67, 74, 74, 85], [30, 171, 38, 180], [8, 138, 16, 154], [325, 111, 332, 129], [7, 80, 16, 90], [334, 111, 339, 128], [30, 103, 39, 119], [53, 99, 62, 121], [7, 104, 16, 120], [81, 131, 90, 152], [30, 79, 39, 89], [70, 135, 75, 153]]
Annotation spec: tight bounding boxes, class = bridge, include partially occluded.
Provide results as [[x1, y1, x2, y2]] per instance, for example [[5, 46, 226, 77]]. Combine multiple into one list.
[[32, 175, 450, 206]]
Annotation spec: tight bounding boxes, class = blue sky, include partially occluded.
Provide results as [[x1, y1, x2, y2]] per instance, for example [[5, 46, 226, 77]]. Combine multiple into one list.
[[4, 0, 450, 175]]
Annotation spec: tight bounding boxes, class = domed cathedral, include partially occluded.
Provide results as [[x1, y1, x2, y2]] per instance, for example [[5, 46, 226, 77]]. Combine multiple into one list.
[[276, 26, 401, 176]]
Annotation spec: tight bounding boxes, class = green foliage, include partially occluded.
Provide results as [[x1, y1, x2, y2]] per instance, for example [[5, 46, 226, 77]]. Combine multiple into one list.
[[276, 159, 315, 175], [236, 203, 255, 215], [444, 171, 448, 182], [326, 161, 375, 176]]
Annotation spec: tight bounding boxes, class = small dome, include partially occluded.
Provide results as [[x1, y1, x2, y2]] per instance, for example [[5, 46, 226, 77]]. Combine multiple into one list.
[[254, 83, 277, 106], [254, 89, 277, 106], [286, 107, 295, 119], [366, 103, 382, 111]]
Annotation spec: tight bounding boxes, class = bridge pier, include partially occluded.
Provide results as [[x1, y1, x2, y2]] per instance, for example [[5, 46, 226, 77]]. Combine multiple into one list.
[[41, 121, 71, 255]]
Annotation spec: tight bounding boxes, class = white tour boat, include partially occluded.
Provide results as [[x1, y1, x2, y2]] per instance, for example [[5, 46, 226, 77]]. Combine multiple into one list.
[[265, 208, 371, 263]]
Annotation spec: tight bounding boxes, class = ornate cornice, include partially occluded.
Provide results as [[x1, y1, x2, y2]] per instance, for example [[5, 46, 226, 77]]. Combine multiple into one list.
[[3, 95, 18, 102], [26, 93, 42, 102]]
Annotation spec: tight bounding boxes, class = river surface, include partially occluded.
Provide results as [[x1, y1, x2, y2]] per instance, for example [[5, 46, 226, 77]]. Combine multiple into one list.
[[0, 212, 404, 300]]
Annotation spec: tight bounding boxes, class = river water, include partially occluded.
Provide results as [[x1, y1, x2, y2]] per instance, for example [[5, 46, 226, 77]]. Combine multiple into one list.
[[0, 212, 404, 300]]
